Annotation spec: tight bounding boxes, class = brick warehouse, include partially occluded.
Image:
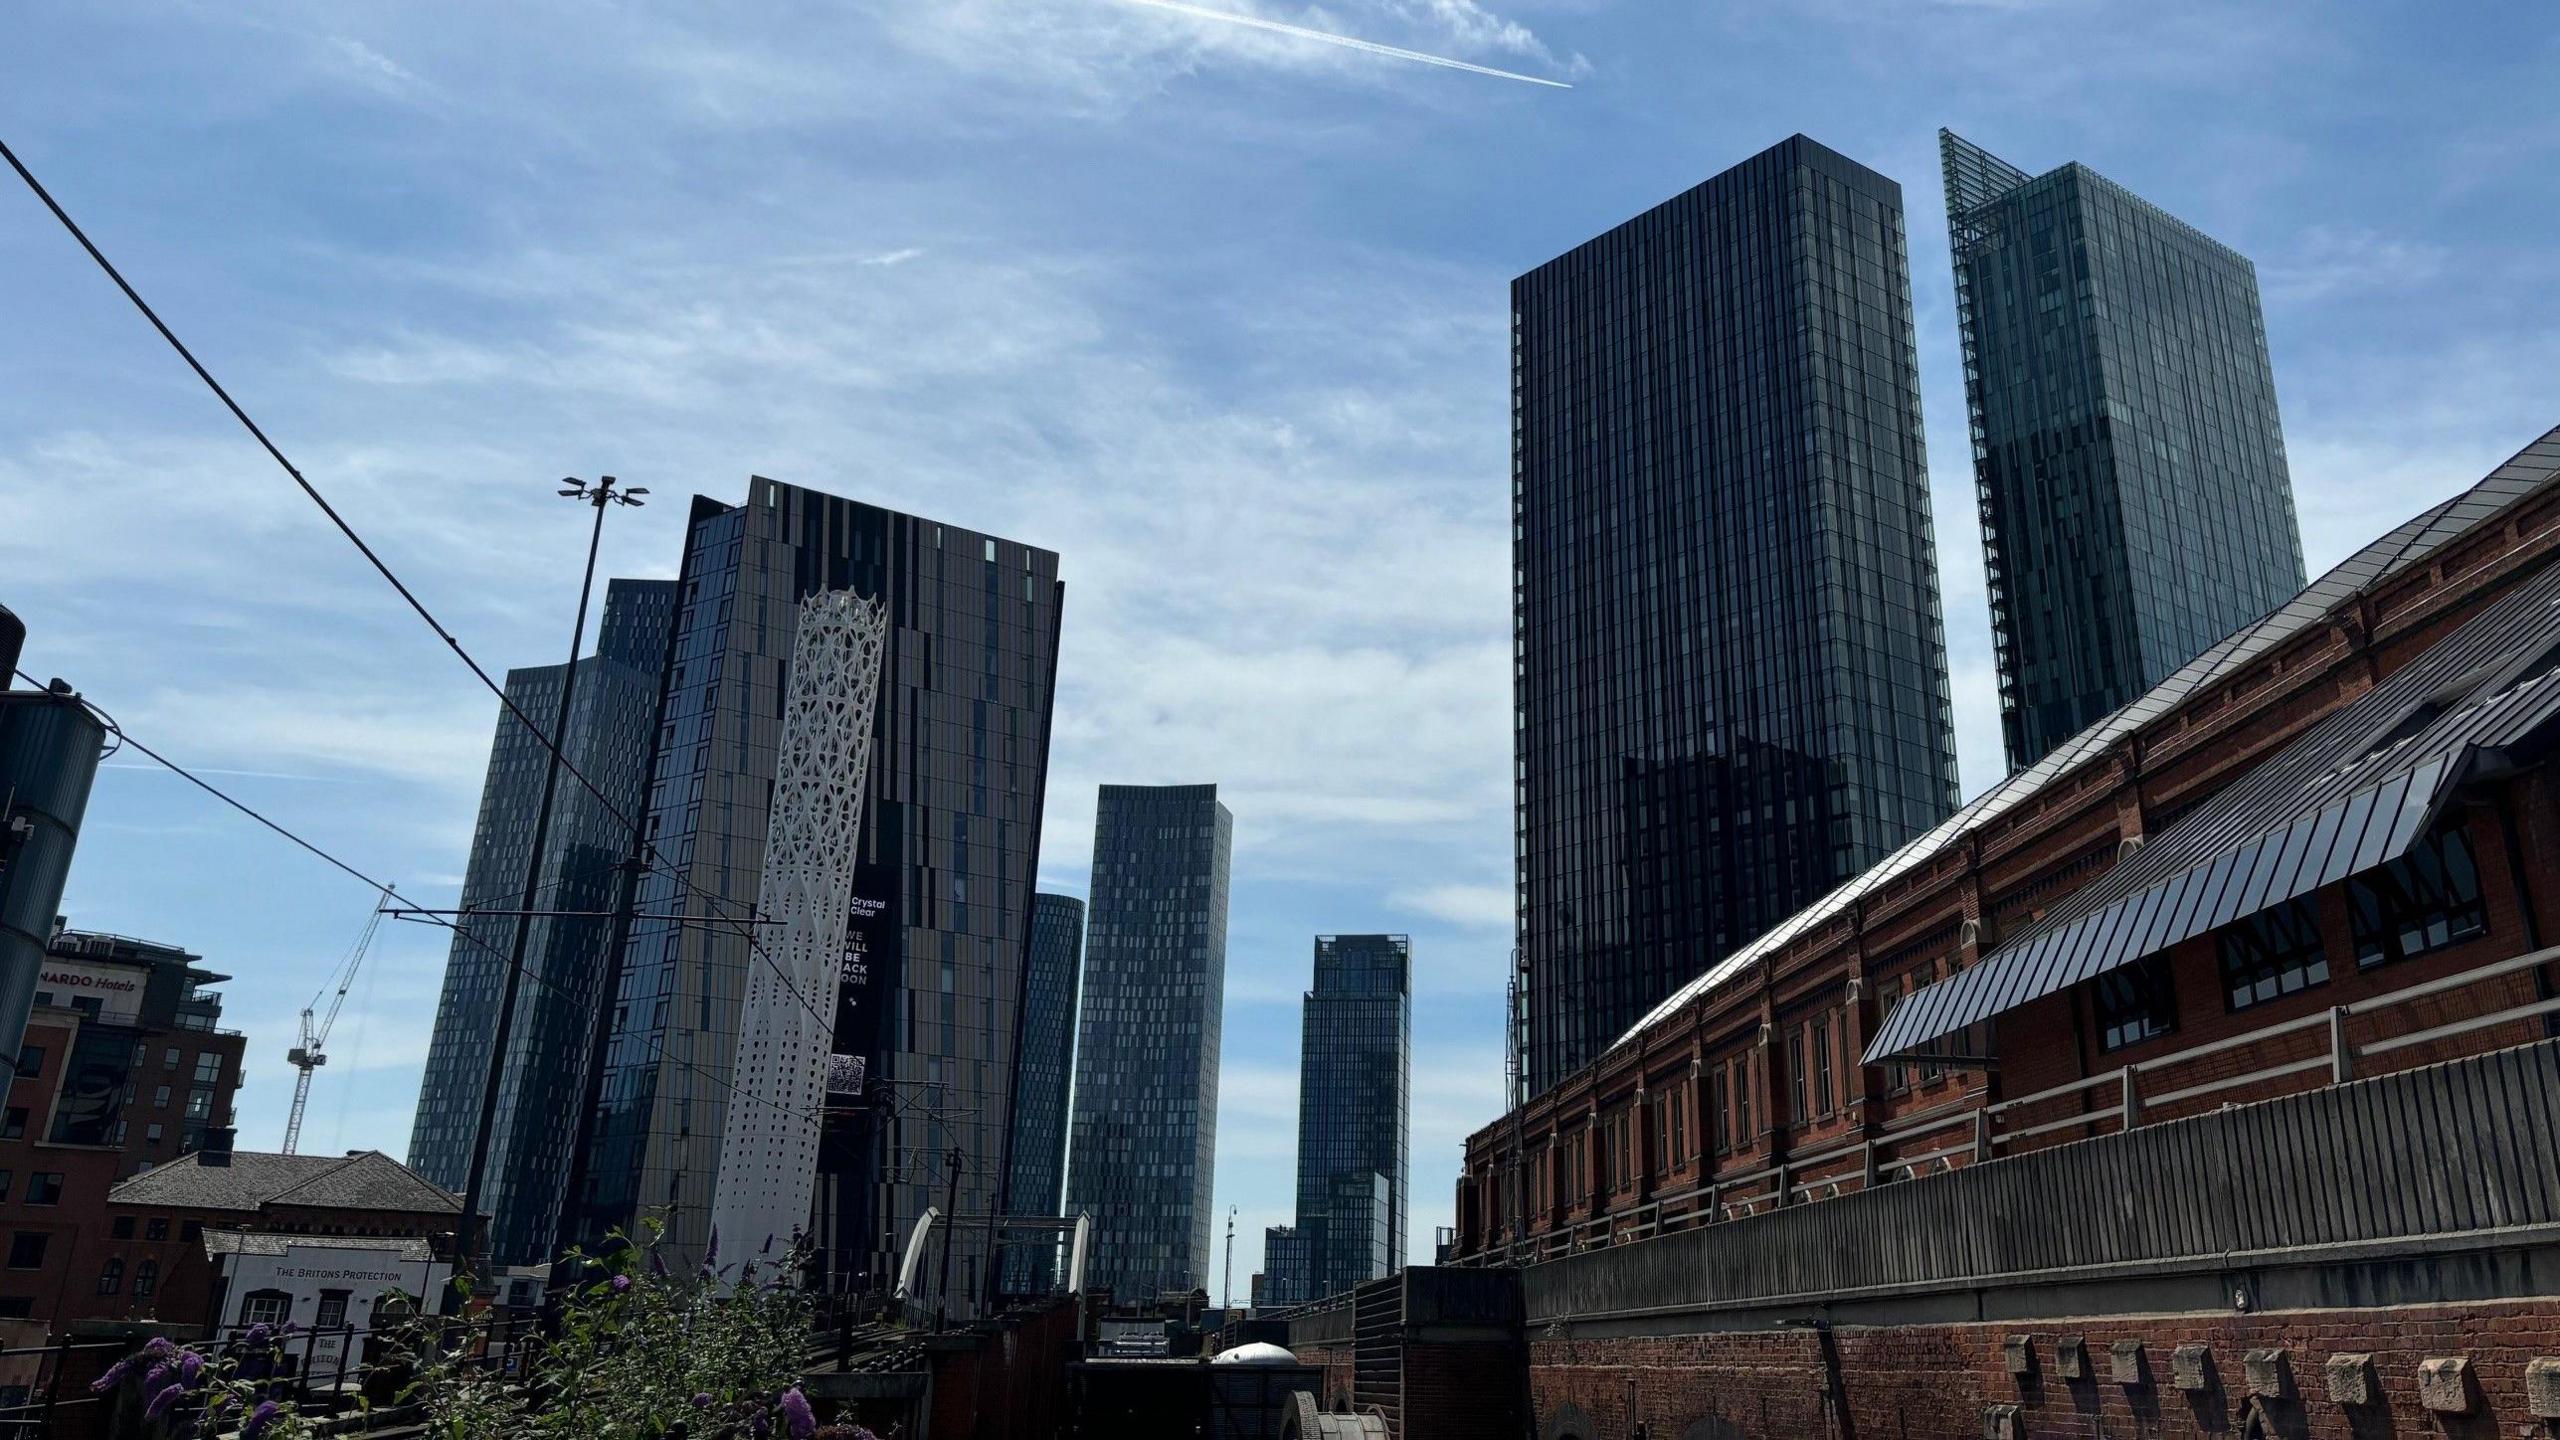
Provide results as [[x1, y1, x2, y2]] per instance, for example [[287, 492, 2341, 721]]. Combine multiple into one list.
[[1405, 427, 2560, 1440]]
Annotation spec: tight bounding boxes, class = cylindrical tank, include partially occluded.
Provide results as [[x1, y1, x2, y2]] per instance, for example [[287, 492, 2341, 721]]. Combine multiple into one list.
[[0, 684, 106, 1057]]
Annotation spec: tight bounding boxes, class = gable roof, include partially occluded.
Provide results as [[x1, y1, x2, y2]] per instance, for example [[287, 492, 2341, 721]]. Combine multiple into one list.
[[1610, 422, 2560, 1060], [108, 1150, 462, 1216]]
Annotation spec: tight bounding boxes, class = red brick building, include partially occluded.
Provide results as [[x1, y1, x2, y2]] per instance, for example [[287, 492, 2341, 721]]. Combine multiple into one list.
[[0, 925, 244, 1338], [1454, 426, 2560, 1262], [102, 1147, 463, 1337], [1416, 431, 2560, 1438]]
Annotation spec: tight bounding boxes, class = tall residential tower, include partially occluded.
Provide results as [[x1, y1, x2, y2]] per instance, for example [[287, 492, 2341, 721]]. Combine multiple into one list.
[[567, 480, 1064, 1311], [1942, 129, 2306, 772], [1263, 933, 1410, 1307], [1512, 135, 1961, 1097], [997, 891, 1085, 1294], [1065, 784, 1231, 1302], [410, 578, 674, 1265]]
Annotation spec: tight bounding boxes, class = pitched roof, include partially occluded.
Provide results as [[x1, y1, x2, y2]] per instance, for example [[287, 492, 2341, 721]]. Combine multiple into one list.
[[1611, 422, 2560, 1059], [108, 1150, 462, 1216], [202, 1231, 438, 1262]]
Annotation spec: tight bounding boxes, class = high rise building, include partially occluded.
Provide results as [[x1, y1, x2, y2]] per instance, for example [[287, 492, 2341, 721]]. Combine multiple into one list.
[[1512, 135, 1961, 1097], [1263, 934, 1409, 1307], [409, 579, 675, 1266], [0, 605, 107, 1060], [567, 480, 1064, 1311], [1065, 784, 1231, 1302], [1941, 129, 2307, 772], [998, 891, 1084, 1294]]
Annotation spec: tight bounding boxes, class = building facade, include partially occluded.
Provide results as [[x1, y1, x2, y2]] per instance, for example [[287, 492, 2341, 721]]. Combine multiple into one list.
[[0, 925, 245, 1336], [1942, 129, 2307, 773], [1066, 784, 1232, 1302], [1265, 935, 1410, 1306], [1511, 134, 1961, 1098], [408, 578, 675, 1266], [0, 606, 107, 1061], [568, 480, 1065, 1312], [998, 891, 1084, 1295]]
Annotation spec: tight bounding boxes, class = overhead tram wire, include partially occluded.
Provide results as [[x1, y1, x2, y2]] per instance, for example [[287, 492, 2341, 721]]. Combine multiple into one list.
[[25, 669, 826, 1131], [0, 138, 845, 1037]]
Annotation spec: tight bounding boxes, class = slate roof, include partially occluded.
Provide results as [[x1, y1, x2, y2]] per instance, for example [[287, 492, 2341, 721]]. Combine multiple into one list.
[[1610, 422, 2560, 1059], [1868, 555, 2560, 1059], [108, 1150, 462, 1216]]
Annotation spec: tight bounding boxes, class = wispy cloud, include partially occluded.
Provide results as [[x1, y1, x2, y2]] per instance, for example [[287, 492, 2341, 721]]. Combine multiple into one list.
[[1116, 0, 1574, 87]]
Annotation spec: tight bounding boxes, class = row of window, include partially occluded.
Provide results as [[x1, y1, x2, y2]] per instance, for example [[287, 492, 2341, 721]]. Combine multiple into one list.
[[2097, 822, 2489, 1051]]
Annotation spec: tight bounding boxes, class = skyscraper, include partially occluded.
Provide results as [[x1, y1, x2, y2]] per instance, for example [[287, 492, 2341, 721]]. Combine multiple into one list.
[[997, 891, 1084, 1294], [1942, 129, 2306, 772], [1264, 934, 1409, 1306], [567, 479, 1064, 1309], [1512, 135, 1961, 1097], [1065, 784, 1231, 1302], [409, 578, 674, 1265], [0, 605, 106, 1061]]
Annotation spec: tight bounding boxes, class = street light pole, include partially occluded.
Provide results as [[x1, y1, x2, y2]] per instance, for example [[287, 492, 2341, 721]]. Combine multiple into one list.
[[445, 475, 647, 1315]]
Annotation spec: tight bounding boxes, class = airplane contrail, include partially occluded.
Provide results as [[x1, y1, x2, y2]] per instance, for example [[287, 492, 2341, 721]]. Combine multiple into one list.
[[1116, 0, 1573, 88]]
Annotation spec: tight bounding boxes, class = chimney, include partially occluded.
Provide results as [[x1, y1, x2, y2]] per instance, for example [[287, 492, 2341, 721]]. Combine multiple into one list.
[[195, 1126, 237, 1168], [0, 603, 23, 683]]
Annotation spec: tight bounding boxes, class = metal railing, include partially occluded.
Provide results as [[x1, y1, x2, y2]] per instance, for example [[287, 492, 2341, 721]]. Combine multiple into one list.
[[0, 1338, 128, 1438], [1451, 942, 2560, 1267]]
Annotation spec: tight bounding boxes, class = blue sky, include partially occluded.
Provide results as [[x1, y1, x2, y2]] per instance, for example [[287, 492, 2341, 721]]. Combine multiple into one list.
[[3, 0, 2554, 1294]]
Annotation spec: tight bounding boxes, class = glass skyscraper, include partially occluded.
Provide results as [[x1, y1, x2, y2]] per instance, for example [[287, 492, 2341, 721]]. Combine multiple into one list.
[[1263, 934, 1409, 1306], [997, 890, 1084, 1294], [410, 578, 674, 1266], [1065, 783, 1231, 1302], [1942, 129, 2306, 772], [1512, 135, 1961, 1098], [566, 479, 1064, 1307]]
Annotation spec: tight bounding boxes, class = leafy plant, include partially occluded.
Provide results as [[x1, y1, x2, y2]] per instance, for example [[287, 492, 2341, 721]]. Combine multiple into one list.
[[406, 1219, 829, 1439], [90, 1329, 321, 1439]]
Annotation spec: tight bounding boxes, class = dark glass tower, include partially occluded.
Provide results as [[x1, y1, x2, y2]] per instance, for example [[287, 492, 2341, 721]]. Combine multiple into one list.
[[567, 479, 1064, 1307], [1942, 130, 2306, 772], [1266, 934, 1409, 1306], [0, 606, 105, 1061], [1512, 135, 1961, 1097], [997, 890, 1084, 1294], [1065, 783, 1231, 1302], [409, 579, 674, 1265]]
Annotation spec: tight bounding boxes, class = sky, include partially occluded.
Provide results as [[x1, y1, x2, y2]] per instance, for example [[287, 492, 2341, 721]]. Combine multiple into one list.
[[2, 0, 2556, 1296]]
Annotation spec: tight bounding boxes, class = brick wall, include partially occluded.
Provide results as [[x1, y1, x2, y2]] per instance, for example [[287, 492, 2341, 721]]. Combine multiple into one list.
[[1525, 1300, 2560, 1440], [1295, 1341, 1356, 1411]]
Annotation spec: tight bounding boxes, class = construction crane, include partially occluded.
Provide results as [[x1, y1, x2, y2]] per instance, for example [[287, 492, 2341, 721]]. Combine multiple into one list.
[[282, 891, 389, 1155]]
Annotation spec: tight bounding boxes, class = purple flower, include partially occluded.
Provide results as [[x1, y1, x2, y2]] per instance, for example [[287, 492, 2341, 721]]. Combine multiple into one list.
[[692, 1393, 715, 1409], [144, 1337, 179, 1361], [88, 1357, 132, 1393], [779, 1386, 816, 1439], [146, 1382, 187, 1419], [142, 1362, 174, 1394], [751, 1414, 772, 1438], [243, 1323, 272, 1348], [609, 1273, 633, 1293], [243, 1399, 282, 1439], [179, 1350, 206, 1384]]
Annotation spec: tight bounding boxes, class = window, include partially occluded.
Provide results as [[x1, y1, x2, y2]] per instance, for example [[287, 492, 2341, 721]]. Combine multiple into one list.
[[13, 1046, 41, 1078], [185, 1089, 213, 1121], [146, 1124, 164, 1145], [193, 1053, 222, 1084], [1812, 1019, 1836, 1118], [144, 1218, 168, 1242], [133, 1259, 158, 1298], [2093, 954, 2178, 1052], [181, 1221, 201, 1242], [162, 1047, 180, 1071], [0, 1172, 12, 1204], [7, 1234, 46, 1270], [1709, 1067, 1730, 1153], [239, 1291, 290, 1328], [1786, 1031, 1809, 1124], [2219, 899, 2330, 1011], [97, 1258, 123, 1295], [316, 1291, 349, 1330], [1, 1109, 23, 1141], [1734, 1056, 1753, 1147], [111, 1216, 133, 1240], [153, 1086, 170, 1109], [25, 1175, 62, 1206], [0, 1298, 28, 1318], [2350, 821, 2488, 970]]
